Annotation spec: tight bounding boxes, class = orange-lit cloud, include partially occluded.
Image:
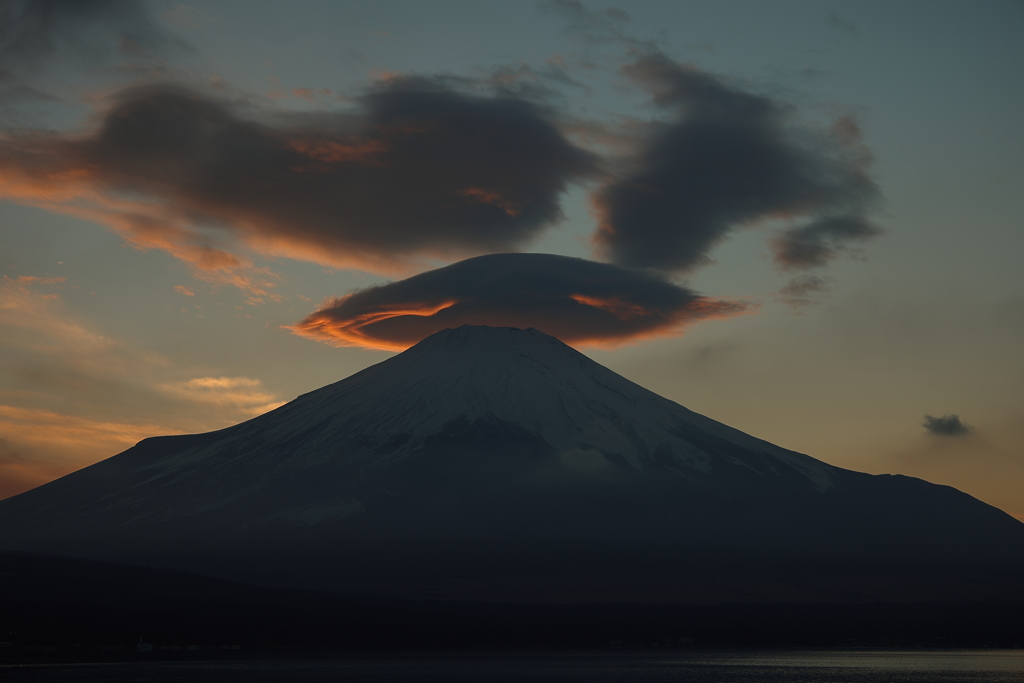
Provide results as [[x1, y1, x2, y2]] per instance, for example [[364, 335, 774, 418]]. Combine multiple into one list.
[[291, 299, 461, 351], [0, 80, 596, 278], [0, 404, 182, 500], [0, 274, 285, 499], [289, 253, 752, 351], [0, 405, 171, 456], [1, 275, 115, 354], [158, 376, 286, 415], [9, 276, 66, 286], [0, 140, 278, 294]]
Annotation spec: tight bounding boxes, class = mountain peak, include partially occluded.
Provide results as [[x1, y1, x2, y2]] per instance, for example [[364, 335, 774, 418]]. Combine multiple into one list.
[[3, 326, 1023, 590], [407, 324, 571, 358]]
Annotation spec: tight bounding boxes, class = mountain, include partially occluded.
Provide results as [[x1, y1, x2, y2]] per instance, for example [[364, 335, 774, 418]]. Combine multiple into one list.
[[1, 325, 1022, 597]]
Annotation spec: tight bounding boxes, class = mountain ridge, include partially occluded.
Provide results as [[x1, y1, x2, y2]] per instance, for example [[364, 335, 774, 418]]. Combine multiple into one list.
[[0, 325, 1021, 593]]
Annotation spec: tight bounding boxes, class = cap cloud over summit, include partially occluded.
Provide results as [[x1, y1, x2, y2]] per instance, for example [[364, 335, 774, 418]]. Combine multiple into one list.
[[289, 253, 750, 350]]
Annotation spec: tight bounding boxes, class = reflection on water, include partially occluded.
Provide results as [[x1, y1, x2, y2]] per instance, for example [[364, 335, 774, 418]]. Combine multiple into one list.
[[2, 650, 1024, 682]]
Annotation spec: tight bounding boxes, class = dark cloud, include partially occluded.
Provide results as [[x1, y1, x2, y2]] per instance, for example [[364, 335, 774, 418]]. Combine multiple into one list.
[[0, 0, 174, 68], [924, 414, 972, 437], [0, 0, 183, 121], [0, 80, 597, 273], [776, 274, 833, 308], [592, 52, 880, 273], [773, 215, 882, 270], [289, 253, 751, 350]]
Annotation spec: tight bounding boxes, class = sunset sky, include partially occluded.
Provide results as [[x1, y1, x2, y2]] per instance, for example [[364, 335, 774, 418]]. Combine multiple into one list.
[[1, 0, 1022, 520]]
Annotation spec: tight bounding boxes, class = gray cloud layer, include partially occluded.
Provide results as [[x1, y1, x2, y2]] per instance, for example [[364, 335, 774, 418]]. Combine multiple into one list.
[[0, 22, 883, 305], [290, 253, 750, 350], [0, 80, 597, 271], [593, 52, 880, 273], [0, 0, 173, 68]]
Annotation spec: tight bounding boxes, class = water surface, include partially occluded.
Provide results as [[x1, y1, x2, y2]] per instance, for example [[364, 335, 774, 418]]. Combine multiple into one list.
[[3, 649, 1023, 682]]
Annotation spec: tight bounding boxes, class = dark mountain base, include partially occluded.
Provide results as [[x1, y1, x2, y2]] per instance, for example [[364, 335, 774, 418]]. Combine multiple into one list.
[[3, 553, 1023, 657], [4, 328, 1023, 600]]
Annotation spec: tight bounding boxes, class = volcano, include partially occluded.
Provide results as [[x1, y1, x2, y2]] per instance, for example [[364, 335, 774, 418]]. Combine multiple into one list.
[[1, 325, 1022, 597]]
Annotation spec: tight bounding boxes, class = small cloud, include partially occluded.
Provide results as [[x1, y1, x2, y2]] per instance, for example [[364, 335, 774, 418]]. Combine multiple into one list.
[[776, 274, 833, 308], [923, 413, 972, 437], [173, 285, 195, 297], [773, 215, 882, 271], [827, 11, 859, 34], [159, 376, 284, 415]]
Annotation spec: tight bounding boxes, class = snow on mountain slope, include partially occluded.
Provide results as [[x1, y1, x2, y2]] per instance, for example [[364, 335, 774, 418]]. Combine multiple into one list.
[[3, 325, 1023, 589], [213, 325, 836, 488], [0, 325, 838, 539]]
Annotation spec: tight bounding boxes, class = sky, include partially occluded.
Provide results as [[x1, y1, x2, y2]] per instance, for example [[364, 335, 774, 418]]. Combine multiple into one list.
[[0, 0, 1022, 520]]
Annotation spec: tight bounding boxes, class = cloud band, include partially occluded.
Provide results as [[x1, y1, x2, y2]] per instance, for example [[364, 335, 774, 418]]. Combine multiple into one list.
[[289, 253, 751, 350]]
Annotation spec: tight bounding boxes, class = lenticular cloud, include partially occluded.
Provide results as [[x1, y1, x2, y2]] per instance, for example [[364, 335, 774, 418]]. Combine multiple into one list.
[[289, 253, 751, 350]]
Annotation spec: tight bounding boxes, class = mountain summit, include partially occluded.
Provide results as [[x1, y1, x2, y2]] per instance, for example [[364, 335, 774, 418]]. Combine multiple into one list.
[[1, 325, 1022, 594]]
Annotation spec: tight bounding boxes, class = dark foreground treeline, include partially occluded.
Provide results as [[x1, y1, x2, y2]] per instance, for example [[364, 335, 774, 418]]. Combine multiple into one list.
[[2, 552, 1022, 657]]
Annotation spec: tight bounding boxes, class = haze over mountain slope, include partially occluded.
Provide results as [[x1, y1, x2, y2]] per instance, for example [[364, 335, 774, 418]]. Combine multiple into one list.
[[0, 326, 1021, 593]]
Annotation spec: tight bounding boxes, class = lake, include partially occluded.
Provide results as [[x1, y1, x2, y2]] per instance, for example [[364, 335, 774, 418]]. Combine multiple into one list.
[[3, 649, 1023, 682]]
